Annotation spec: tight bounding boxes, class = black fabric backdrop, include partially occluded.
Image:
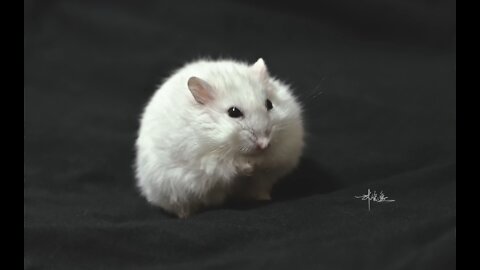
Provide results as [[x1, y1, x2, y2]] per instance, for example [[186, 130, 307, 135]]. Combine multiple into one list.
[[24, 0, 456, 269]]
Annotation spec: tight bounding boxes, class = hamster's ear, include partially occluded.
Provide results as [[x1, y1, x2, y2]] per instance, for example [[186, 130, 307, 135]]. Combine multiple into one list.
[[251, 58, 269, 81], [187, 76, 214, 105]]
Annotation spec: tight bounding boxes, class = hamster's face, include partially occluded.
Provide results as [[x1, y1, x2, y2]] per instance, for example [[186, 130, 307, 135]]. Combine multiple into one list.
[[220, 97, 272, 154], [188, 59, 299, 156], [206, 78, 285, 155]]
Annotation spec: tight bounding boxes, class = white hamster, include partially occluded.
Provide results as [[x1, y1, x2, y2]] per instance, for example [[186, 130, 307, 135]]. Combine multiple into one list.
[[135, 58, 304, 218]]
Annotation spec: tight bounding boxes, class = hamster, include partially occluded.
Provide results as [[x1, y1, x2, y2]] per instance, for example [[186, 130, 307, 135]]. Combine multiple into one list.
[[135, 58, 304, 218]]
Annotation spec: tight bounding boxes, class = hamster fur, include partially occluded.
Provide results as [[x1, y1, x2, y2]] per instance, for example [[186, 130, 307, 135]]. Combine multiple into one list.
[[135, 58, 304, 218]]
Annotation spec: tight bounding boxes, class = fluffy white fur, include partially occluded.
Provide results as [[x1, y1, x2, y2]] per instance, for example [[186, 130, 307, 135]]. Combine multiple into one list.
[[135, 58, 304, 218]]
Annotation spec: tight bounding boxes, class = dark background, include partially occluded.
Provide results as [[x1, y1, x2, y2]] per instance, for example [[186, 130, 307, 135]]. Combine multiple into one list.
[[24, 0, 456, 269]]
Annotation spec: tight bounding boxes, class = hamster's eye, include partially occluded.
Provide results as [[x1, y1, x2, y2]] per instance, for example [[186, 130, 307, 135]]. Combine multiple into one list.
[[227, 107, 244, 118], [265, 99, 273, 111]]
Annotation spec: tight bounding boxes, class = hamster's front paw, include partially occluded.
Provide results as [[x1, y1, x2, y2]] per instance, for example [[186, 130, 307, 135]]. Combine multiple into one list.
[[236, 160, 254, 176]]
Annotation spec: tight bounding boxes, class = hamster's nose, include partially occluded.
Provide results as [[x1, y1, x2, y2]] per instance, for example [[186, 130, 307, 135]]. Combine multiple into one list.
[[256, 137, 270, 150]]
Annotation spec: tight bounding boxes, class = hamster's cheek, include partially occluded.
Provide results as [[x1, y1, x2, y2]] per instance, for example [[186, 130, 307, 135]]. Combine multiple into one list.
[[270, 106, 287, 121], [212, 119, 237, 142], [236, 130, 256, 152]]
